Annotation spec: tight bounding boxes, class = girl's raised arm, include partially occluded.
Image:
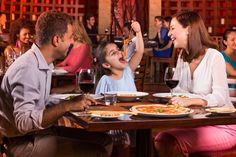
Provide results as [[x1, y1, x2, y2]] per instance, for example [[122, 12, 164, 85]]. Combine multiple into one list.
[[129, 21, 144, 72]]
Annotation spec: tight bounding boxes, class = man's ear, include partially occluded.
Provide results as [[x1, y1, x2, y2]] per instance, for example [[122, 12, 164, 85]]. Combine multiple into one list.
[[102, 63, 111, 69], [52, 35, 60, 47]]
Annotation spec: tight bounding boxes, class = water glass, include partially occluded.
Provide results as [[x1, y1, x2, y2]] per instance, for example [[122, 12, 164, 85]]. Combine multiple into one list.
[[104, 93, 117, 106]]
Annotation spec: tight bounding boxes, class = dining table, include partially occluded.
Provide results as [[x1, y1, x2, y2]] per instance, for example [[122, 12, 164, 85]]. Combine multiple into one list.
[[55, 95, 236, 157]]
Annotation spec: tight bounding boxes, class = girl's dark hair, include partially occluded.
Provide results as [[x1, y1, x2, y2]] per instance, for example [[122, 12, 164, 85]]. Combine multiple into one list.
[[9, 18, 34, 45], [222, 29, 236, 46], [173, 11, 218, 62], [94, 41, 112, 81]]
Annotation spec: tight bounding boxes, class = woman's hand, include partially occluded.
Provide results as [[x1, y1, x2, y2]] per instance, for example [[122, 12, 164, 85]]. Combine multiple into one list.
[[170, 97, 193, 107], [170, 97, 207, 107]]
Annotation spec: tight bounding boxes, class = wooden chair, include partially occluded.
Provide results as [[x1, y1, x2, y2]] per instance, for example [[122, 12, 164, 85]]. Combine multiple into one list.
[[134, 54, 147, 91], [149, 48, 178, 83], [210, 36, 225, 51], [227, 76, 236, 108], [227, 76, 236, 97]]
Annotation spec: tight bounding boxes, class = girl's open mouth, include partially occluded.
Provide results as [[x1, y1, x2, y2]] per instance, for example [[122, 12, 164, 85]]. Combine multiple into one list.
[[119, 57, 126, 63]]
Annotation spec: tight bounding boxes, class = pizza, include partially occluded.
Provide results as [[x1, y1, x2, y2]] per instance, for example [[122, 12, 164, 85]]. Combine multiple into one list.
[[131, 104, 191, 115], [90, 111, 121, 117], [164, 95, 189, 99], [205, 107, 236, 113]]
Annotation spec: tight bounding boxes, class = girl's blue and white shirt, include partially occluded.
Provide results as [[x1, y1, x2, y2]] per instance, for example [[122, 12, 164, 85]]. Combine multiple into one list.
[[95, 65, 137, 94]]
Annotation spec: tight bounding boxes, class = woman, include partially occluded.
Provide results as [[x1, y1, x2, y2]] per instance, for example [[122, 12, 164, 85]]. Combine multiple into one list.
[[56, 19, 92, 73], [154, 11, 236, 157], [4, 18, 33, 69], [221, 29, 236, 76]]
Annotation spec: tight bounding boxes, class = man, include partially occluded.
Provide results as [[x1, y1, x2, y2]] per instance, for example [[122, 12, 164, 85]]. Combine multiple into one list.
[[85, 14, 99, 45], [0, 10, 112, 157], [152, 16, 173, 58], [122, 22, 136, 62]]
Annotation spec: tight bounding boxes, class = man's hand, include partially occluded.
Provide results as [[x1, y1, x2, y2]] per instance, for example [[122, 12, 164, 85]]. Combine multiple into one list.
[[67, 95, 96, 111]]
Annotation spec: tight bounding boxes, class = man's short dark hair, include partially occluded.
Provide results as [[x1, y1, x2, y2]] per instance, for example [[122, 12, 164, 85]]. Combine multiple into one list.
[[35, 10, 73, 46], [164, 16, 172, 23], [123, 22, 135, 35], [86, 14, 95, 21], [155, 16, 164, 22]]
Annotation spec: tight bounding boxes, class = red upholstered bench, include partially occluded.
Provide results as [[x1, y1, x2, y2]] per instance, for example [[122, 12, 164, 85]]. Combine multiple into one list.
[[190, 146, 236, 157]]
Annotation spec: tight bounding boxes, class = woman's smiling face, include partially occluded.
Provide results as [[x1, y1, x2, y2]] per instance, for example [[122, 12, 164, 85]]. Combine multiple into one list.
[[19, 28, 31, 44], [168, 17, 189, 49], [224, 32, 236, 51]]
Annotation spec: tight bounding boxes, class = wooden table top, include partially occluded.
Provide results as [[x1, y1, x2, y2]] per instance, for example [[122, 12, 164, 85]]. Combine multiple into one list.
[[60, 101, 236, 132]]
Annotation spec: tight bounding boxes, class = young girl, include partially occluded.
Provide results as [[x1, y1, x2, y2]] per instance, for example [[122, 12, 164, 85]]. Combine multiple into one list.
[[94, 21, 144, 156], [95, 21, 144, 94]]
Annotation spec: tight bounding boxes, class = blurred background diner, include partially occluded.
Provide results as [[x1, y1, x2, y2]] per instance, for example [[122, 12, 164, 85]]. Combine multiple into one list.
[[55, 19, 93, 74], [4, 18, 34, 70]]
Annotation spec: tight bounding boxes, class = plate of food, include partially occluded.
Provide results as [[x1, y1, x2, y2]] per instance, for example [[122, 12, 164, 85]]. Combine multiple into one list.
[[52, 69, 68, 75], [205, 107, 236, 115], [152, 93, 198, 99], [90, 111, 124, 119], [130, 104, 193, 118], [105, 91, 149, 102]]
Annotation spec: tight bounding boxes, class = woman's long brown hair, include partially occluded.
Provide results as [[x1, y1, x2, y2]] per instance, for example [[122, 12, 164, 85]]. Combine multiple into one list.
[[173, 11, 218, 63]]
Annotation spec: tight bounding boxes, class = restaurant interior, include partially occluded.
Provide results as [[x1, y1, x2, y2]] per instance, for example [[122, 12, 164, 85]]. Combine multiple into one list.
[[1, 0, 236, 157]]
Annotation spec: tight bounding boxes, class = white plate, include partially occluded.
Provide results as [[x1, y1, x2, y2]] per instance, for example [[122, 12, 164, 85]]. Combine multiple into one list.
[[52, 69, 68, 75], [147, 40, 157, 44], [91, 113, 124, 119], [153, 93, 199, 99], [130, 104, 193, 118], [105, 91, 149, 102], [50, 94, 103, 100], [205, 107, 236, 115], [50, 94, 80, 100]]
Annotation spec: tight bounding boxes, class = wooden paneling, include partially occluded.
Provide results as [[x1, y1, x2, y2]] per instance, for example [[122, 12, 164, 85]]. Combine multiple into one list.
[[162, 0, 236, 36]]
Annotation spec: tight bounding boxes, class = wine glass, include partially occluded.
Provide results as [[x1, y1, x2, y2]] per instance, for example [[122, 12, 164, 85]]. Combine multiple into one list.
[[164, 67, 179, 96], [76, 69, 95, 94]]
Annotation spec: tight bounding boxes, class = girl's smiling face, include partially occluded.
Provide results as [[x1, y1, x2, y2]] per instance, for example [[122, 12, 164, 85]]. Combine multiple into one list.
[[102, 43, 127, 70]]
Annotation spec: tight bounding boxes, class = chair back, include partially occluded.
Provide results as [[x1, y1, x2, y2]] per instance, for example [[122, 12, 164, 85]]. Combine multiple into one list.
[[227, 76, 236, 97], [135, 54, 147, 91], [210, 36, 225, 51]]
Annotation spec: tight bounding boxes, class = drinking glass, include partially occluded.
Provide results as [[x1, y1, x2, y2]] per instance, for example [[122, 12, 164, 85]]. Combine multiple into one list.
[[164, 67, 179, 96], [76, 69, 95, 94]]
